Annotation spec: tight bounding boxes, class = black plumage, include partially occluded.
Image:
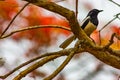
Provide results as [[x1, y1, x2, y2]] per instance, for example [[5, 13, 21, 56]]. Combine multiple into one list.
[[81, 9, 103, 29]]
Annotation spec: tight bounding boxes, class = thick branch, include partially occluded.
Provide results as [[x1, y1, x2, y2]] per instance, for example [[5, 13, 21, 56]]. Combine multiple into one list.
[[1, 41, 120, 80], [22, 0, 120, 69], [0, 0, 120, 80], [13, 47, 84, 80], [85, 45, 120, 69], [23, 0, 94, 46]]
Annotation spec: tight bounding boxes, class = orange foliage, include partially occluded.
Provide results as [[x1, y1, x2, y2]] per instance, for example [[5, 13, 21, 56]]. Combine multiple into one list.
[[91, 25, 120, 50], [0, 0, 19, 19], [91, 30, 100, 44], [11, 4, 70, 43], [111, 25, 120, 35], [110, 25, 120, 50], [0, 1, 70, 45]]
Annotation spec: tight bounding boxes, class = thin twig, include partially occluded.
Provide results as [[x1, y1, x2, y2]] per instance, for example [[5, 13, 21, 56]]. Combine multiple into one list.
[[0, 2, 30, 37], [75, 0, 78, 18], [13, 55, 61, 80], [0, 48, 74, 79], [99, 17, 116, 45], [44, 40, 80, 80], [0, 52, 58, 79], [100, 17, 117, 31], [0, 25, 71, 39], [100, 13, 120, 32], [104, 33, 116, 49], [108, 0, 120, 7], [99, 13, 120, 45], [44, 51, 75, 80]]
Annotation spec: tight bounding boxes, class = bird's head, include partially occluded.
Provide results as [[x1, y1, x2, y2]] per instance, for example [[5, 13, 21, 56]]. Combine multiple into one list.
[[87, 9, 103, 18]]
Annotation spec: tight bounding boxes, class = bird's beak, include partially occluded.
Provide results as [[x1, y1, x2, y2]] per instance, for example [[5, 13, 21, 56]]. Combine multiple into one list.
[[99, 10, 103, 12]]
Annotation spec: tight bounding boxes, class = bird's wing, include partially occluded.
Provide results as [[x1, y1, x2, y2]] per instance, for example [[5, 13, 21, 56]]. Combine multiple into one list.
[[80, 16, 90, 29]]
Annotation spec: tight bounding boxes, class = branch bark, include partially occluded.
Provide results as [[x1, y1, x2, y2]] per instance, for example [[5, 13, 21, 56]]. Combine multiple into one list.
[[22, 0, 120, 70], [23, 0, 94, 46], [0, 25, 71, 39], [1, 0, 120, 80]]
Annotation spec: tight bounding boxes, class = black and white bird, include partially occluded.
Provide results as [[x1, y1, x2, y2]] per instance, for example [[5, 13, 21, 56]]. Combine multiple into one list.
[[59, 9, 103, 49]]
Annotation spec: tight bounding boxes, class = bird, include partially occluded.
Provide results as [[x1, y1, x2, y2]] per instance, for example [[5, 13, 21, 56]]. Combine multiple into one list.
[[59, 9, 103, 49]]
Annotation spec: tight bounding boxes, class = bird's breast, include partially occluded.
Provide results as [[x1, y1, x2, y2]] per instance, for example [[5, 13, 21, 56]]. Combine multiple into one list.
[[83, 21, 97, 36]]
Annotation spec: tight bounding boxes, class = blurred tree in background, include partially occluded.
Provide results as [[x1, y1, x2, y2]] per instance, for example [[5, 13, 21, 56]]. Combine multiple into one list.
[[0, 0, 120, 80]]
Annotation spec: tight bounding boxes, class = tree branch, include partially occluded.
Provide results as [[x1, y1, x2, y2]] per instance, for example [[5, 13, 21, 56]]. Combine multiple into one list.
[[1, 40, 120, 80], [1, 39, 120, 80], [44, 40, 81, 80], [13, 54, 61, 80], [1, 0, 120, 80], [23, 0, 94, 47], [0, 2, 30, 37], [108, 0, 120, 7], [104, 33, 116, 49], [100, 13, 120, 31], [75, 0, 78, 18], [22, 0, 120, 70], [13, 46, 84, 80], [100, 17, 116, 31], [99, 13, 120, 45], [0, 25, 71, 39], [0, 49, 70, 79], [0, 47, 84, 79]]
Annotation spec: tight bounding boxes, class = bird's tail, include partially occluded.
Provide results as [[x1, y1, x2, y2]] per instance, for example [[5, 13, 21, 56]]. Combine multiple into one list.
[[59, 35, 76, 49]]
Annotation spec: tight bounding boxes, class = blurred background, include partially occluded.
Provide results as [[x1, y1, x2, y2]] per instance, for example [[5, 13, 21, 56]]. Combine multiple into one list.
[[0, 0, 120, 80]]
